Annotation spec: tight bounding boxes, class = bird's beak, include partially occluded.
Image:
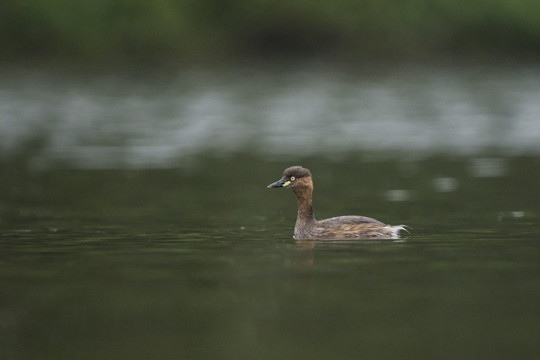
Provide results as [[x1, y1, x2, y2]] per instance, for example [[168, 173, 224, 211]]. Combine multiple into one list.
[[267, 178, 291, 188]]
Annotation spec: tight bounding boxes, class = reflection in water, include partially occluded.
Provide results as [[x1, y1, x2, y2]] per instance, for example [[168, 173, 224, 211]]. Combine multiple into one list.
[[293, 238, 408, 267], [1, 64, 540, 169], [295, 239, 316, 266]]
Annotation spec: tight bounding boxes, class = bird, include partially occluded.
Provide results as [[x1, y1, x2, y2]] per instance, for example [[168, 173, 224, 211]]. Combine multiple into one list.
[[267, 166, 407, 240]]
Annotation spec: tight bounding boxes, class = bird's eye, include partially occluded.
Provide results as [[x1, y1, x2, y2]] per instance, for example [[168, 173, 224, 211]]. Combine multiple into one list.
[[290, 176, 296, 181]]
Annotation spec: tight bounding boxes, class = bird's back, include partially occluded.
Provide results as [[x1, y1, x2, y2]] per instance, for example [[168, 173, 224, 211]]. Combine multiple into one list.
[[293, 215, 405, 240], [317, 215, 385, 227]]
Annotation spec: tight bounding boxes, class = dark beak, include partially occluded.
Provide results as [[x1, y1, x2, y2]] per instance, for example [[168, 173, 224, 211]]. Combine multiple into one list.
[[267, 178, 286, 188]]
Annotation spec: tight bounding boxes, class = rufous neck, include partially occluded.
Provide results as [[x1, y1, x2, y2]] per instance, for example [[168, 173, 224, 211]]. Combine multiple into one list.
[[293, 178, 315, 222]]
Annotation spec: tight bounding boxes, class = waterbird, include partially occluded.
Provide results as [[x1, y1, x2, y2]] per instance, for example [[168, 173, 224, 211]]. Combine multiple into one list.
[[267, 166, 407, 240]]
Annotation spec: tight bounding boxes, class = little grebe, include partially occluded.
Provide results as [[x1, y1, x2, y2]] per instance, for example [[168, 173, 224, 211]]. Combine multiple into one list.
[[267, 166, 407, 240]]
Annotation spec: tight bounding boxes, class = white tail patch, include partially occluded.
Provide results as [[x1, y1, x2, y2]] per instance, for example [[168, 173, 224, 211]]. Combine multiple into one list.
[[389, 225, 410, 239]]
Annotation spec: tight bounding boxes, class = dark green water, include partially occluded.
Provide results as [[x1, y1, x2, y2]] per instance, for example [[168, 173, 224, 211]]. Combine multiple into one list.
[[2, 63, 540, 359], [1, 156, 540, 360]]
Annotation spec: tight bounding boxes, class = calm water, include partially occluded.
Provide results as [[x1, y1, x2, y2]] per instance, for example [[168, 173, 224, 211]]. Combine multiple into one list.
[[1, 62, 540, 359]]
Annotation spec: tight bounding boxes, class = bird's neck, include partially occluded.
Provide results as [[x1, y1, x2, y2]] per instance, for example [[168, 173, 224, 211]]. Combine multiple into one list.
[[293, 180, 315, 224]]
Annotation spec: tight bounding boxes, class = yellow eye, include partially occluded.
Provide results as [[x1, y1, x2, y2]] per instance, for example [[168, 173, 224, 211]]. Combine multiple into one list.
[[290, 176, 295, 181]]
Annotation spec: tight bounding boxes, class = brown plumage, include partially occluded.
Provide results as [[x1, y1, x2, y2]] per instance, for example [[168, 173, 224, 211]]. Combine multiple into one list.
[[267, 166, 407, 240]]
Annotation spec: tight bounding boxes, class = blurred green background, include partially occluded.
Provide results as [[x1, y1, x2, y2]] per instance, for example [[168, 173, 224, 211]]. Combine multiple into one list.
[[3, 3, 540, 360], [2, 0, 540, 62]]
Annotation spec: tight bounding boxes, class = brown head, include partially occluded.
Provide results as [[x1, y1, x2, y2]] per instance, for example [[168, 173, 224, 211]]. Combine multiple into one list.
[[267, 166, 313, 194]]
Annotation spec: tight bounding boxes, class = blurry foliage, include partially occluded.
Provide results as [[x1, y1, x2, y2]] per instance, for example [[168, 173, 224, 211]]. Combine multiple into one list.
[[1, 0, 540, 61]]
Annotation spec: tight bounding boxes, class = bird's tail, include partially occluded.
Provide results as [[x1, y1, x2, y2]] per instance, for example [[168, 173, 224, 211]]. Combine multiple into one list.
[[390, 225, 410, 239]]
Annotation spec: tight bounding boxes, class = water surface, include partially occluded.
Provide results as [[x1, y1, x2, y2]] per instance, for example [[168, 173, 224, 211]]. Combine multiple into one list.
[[1, 63, 540, 359]]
